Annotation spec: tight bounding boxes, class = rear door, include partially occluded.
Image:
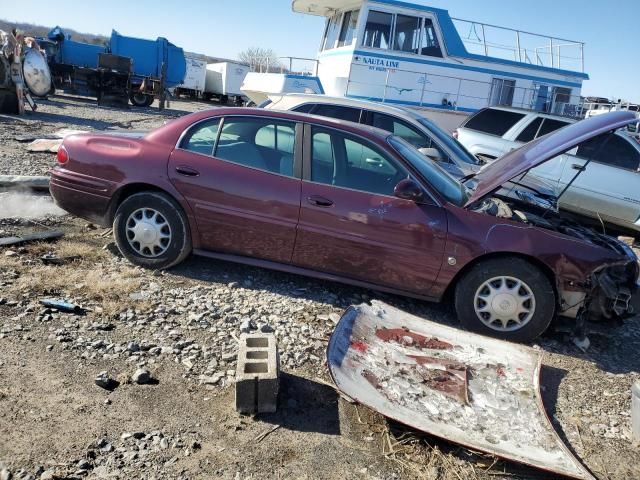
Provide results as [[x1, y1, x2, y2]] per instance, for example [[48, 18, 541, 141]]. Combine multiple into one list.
[[291, 124, 447, 295], [558, 133, 640, 226], [168, 115, 302, 263]]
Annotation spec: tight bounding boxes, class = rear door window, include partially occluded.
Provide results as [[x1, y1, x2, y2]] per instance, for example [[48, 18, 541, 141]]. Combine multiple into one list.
[[180, 119, 221, 156], [462, 109, 525, 137], [515, 117, 543, 143], [311, 104, 362, 123], [291, 103, 316, 114], [214, 117, 296, 177], [537, 118, 571, 137]]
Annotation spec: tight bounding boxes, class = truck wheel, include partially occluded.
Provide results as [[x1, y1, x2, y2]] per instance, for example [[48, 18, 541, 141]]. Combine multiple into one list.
[[113, 192, 192, 270], [454, 257, 555, 343], [130, 92, 153, 107]]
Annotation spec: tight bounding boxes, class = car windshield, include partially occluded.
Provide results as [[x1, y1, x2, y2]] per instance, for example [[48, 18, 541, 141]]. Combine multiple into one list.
[[416, 117, 480, 166], [389, 136, 470, 206]]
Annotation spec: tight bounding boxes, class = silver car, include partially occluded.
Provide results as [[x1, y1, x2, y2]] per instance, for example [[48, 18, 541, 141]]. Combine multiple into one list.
[[456, 106, 640, 235]]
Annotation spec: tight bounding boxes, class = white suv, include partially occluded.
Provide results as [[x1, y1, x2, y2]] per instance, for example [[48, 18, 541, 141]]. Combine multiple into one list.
[[456, 107, 640, 235]]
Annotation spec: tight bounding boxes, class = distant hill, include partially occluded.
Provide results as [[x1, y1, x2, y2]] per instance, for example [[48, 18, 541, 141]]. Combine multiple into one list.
[[0, 18, 108, 45], [0, 18, 240, 65]]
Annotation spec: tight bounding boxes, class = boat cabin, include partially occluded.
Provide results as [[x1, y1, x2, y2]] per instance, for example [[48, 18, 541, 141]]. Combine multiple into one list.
[[243, 1, 589, 130]]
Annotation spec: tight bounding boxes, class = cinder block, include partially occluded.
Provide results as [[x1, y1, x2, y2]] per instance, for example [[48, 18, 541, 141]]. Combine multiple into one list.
[[235, 333, 279, 414]]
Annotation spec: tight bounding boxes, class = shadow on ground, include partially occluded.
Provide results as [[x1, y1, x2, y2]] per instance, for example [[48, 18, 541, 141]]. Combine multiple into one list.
[[256, 372, 340, 436]]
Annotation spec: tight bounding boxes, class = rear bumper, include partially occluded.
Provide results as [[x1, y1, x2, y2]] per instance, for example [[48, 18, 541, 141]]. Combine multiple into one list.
[[49, 169, 113, 226]]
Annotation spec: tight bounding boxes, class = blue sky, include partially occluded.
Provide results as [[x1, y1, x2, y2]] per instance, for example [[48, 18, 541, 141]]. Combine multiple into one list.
[[6, 0, 639, 101]]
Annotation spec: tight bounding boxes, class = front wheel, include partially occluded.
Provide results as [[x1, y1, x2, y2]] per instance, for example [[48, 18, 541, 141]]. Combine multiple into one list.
[[454, 257, 555, 343], [113, 192, 191, 269]]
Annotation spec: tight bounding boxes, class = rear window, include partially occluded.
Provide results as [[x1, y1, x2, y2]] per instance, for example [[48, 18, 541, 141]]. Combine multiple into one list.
[[463, 109, 525, 137]]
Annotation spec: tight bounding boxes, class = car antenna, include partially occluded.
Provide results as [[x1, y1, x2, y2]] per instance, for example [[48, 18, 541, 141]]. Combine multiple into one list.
[[543, 131, 614, 218]]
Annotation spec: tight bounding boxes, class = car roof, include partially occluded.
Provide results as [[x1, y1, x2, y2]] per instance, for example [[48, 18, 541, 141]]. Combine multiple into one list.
[[146, 107, 393, 145], [269, 93, 426, 121]]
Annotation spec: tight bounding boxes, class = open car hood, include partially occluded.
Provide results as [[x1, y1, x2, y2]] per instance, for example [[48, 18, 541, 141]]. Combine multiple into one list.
[[464, 111, 638, 208], [328, 302, 595, 480]]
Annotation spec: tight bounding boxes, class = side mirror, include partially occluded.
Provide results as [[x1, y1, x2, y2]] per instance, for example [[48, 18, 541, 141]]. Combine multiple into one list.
[[394, 179, 425, 202], [418, 147, 442, 161]]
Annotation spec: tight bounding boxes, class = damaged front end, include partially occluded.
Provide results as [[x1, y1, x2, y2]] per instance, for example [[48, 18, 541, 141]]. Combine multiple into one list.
[[472, 194, 640, 326], [583, 256, 640, 323], [328, 301, 595, 480]]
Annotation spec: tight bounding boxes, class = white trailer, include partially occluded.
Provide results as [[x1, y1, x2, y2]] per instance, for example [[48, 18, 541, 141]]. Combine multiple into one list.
[[175, 54, 207, 98], [204, 61, 250, 104]]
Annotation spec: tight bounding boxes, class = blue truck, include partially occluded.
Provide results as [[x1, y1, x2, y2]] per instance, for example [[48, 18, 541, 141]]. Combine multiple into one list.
[[38, 27, 186, 107]]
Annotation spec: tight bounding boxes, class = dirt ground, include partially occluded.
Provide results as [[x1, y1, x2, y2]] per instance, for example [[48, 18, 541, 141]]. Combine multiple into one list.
[[0, 95, 639, 480]]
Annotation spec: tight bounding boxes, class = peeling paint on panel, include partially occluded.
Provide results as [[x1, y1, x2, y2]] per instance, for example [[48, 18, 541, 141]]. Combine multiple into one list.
[[327, 301, 595, 480]]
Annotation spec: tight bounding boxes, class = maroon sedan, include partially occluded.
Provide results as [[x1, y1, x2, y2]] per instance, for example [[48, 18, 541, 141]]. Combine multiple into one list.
[[50, 108, 640, 342]]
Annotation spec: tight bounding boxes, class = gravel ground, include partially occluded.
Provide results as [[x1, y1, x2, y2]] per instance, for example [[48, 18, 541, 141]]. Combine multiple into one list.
[[0, 95, 639, 480]]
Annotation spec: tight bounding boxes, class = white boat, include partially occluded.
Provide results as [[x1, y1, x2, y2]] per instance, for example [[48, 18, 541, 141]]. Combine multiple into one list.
[[242, 0, 589, 131]]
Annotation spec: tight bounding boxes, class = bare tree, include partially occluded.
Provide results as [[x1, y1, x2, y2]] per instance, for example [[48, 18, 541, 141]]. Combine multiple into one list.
[[238, 47, 282, 73]]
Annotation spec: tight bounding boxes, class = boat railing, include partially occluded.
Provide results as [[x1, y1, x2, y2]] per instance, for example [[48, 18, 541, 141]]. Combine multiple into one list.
[[249, 56, 319, 76], [451, 18, 585, 73], [345, 62, 588, 118]]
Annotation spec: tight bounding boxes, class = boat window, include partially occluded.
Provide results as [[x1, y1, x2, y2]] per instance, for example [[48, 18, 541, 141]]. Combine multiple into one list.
[[393, 14, 421, 54], [311, 126, 409, 197], [322, 14, 341, 50], [363, 10, 393, 49], [312, 104, 362, 123], [576, 133, 640, 171], [490, 78, 516, 107], [214, 117, 296, 177], [180, 118, 221, 156], [420, 19, 443, 57], [536, 118, 571, 137], [338, 10, 360, 48], [462, 108, 525, 137], [552, 87, 572, 105], [516, 117, 544, 143]]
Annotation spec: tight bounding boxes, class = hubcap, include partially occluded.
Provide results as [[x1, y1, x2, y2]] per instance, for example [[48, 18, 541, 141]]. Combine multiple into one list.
[[125, 208, 171, 258], [474, 276, 536, 332]]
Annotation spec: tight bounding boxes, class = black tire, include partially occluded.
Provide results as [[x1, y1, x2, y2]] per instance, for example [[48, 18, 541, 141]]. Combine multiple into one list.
[[454, 257, 555, 343], [130, 92, 153, 107], [113, 192, 191, 269]]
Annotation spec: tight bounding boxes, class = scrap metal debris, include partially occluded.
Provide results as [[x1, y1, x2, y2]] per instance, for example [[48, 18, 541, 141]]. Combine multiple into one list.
[[327, 301, 595, 480], [25, 129, 88, 153], [0, 230, 64, 247]]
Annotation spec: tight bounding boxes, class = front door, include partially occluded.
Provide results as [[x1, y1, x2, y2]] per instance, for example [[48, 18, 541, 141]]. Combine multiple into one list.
[[168, 115, 302, 263], [558, 133, 640, 226], [292, 125, 447, 295]]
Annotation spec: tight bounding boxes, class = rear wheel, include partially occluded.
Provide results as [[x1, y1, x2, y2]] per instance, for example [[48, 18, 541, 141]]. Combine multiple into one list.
[[130, 92, 154, 107], [454, 257, 555, 343], [113, 192, 191, 269]]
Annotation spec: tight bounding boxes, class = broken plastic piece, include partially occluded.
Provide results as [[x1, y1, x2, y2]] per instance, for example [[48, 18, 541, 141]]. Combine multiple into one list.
[[40, 299, 85, 314], [0, 231, 63, 247], [327, 301, 595, 480], [40, 253, 81, 265]]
